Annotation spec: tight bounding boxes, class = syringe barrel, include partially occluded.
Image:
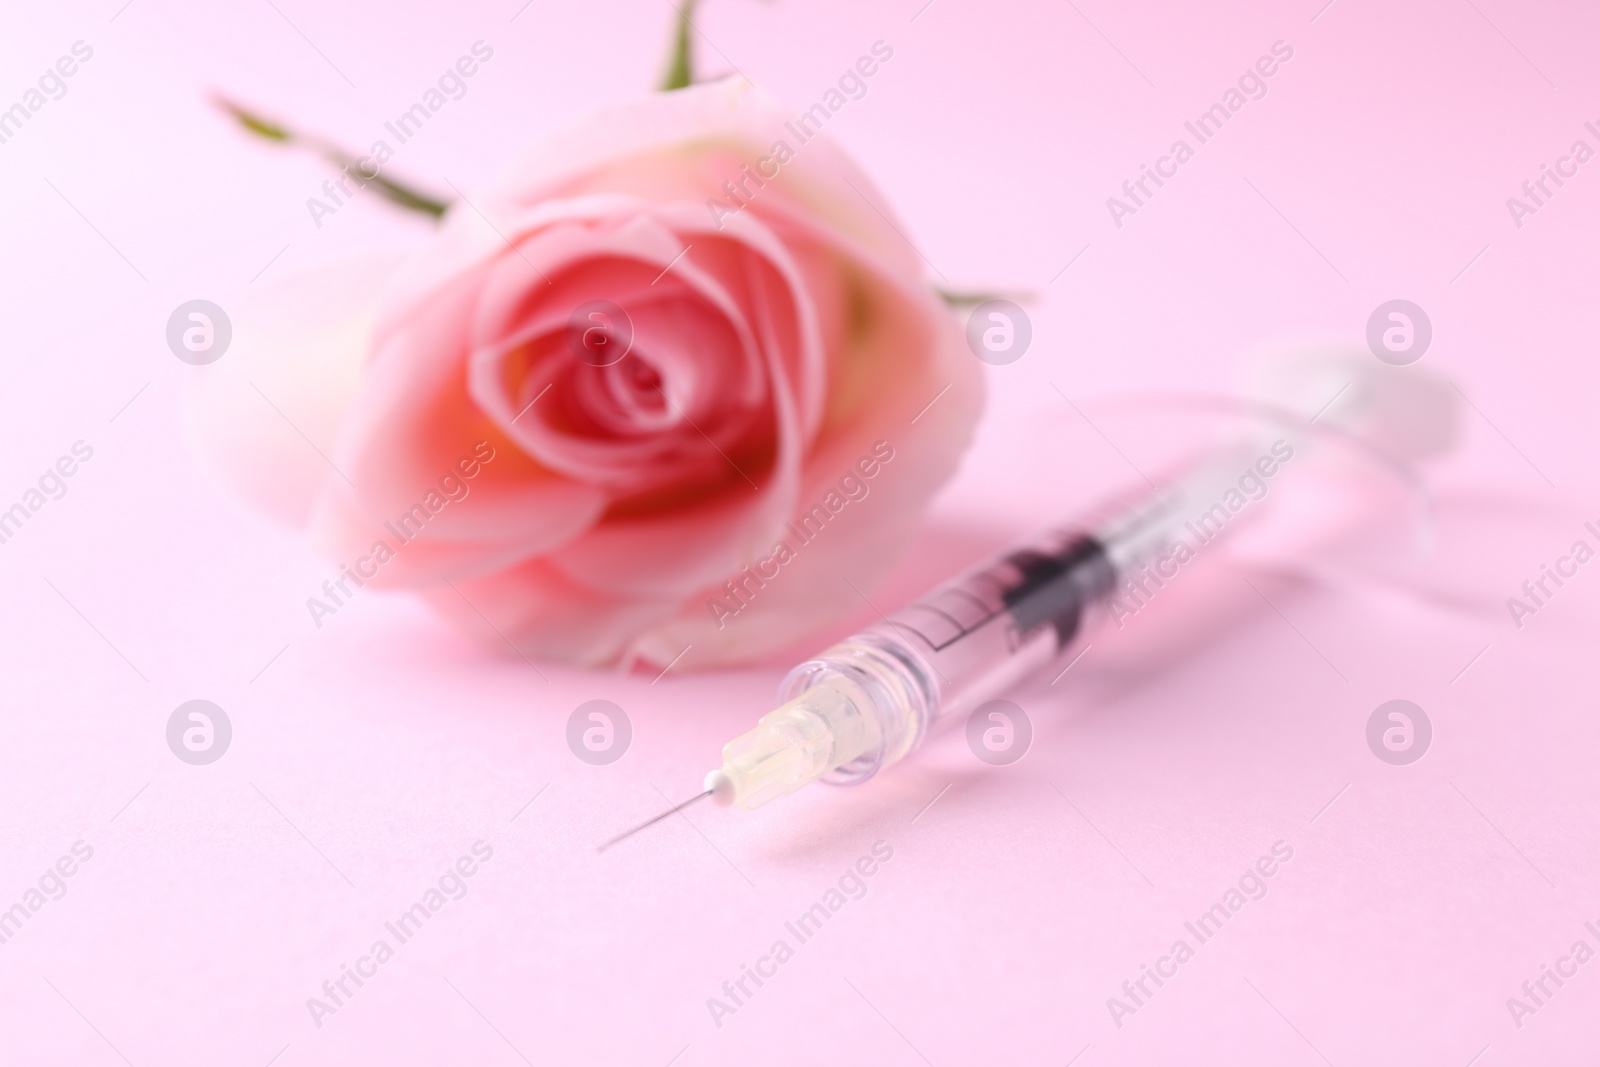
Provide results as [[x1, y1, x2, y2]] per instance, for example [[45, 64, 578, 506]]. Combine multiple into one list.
[[705, 440, 1289, 807], [773, 439, 1276, 790], [776, 528, 1119, 786]]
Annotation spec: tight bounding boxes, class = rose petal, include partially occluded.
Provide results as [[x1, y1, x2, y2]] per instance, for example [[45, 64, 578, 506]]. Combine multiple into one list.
[[184, 249, 406, 526]]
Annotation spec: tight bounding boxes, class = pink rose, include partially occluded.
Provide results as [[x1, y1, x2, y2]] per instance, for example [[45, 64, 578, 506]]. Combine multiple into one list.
[[189, 77, 983, 669]]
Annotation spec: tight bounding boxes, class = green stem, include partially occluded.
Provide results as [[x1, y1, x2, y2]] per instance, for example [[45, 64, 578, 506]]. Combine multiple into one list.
[[214, 96, 450, 220], [660, 0, 702, 91], [313, 143, 448, 218], [936, 286, 1034, 308]]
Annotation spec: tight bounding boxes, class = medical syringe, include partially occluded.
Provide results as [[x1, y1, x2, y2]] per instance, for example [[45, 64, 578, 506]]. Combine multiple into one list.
[[598, 433, 1296, 849]]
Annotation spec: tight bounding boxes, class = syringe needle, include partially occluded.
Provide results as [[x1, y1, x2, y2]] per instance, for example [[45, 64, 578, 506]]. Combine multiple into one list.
[[597, 788, 714, 852]]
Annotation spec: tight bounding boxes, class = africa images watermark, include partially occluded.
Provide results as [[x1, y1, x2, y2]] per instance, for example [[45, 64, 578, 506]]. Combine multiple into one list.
[[1504, 518, 1600, 630], [706, 840, 894, 1029], [705, 440, 896, 629], [0, 841, 95, 949], [0, 40, 94, 148], [1504, 119, 1600, 231], [1105, 40, 1295, 229], [1504, 917, 1600, 1030], [306, 840, 494, 1028], [0, 440, 95, 547], [705, 41, 896, 230], [1107, 840, 1295, 1028], [305, 40, 496, 229], [1106, 439, 1296, 627], [306, 441, 497, 628]]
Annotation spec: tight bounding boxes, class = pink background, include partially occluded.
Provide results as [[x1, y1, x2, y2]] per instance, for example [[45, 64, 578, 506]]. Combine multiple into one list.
[[3, 0, 1599, 1064]]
